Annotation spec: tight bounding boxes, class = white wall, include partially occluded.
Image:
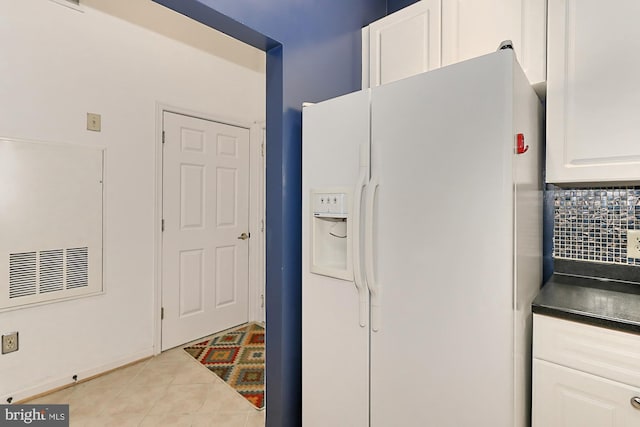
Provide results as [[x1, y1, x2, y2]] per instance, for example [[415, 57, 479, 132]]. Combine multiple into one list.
[[0, 0, 265, 402]]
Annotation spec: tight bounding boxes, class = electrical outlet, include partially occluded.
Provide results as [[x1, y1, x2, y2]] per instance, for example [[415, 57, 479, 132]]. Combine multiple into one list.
[[1, 332, 18, 354], [628, 230, 640, 259]]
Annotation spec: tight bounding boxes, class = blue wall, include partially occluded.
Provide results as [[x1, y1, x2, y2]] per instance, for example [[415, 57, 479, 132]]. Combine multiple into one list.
[[387, 0, 419, 13], [152, 1, 386, 426]]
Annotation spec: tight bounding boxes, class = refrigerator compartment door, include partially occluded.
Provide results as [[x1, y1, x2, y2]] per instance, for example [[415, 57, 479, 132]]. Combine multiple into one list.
[[310, 188, 353, 281], [368, 51, 526, 427]]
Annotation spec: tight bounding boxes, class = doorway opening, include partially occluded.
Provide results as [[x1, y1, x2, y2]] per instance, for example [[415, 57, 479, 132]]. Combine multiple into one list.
[[157, 108, 266, 351]]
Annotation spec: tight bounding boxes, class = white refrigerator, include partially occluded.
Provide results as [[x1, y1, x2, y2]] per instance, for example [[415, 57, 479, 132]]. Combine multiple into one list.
[[302, 50, 543, 427]]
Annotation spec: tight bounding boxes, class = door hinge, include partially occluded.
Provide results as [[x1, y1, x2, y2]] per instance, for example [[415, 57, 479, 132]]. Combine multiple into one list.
[[162, 130, 165, 144], [261, 143, 265, 157], [161, 219, 165, 232], [260, 219, 264, 232], [261, 294, 264, 309], [161, 307, 164, 320]]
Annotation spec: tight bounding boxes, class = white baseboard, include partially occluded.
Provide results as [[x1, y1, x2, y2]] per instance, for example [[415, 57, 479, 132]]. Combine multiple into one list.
[[3, 348, 154, 404]]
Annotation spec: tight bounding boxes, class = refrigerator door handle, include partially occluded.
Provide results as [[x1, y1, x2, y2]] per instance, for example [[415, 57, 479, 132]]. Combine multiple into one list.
[[352, 167, 368, 327], [365, 176, 381, 332]]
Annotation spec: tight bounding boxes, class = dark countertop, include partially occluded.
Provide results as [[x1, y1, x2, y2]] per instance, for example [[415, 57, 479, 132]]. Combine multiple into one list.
[[533, 261, 640, 334]]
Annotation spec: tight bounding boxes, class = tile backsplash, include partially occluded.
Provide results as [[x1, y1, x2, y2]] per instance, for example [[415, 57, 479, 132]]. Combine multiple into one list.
[[553, 186, 640, 266]]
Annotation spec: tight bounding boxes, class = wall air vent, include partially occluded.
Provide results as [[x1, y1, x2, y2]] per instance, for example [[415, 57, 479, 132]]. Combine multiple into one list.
[[9, 252, 37, 299], [0, 138, 104, 310], [66, 247, 88, 289], [39, 249, 64, 293], [9, 248, 88, 298]]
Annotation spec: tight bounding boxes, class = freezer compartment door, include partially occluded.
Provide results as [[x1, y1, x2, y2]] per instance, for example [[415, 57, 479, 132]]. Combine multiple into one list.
[[302, 90, 370, 427]]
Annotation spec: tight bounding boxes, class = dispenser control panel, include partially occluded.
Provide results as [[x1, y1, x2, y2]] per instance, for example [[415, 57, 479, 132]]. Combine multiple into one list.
[[313, 192, 347, 217], [309, 188, 352, 281]]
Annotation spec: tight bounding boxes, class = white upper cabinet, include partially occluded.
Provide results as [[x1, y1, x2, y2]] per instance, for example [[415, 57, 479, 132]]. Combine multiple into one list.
[[546, 0, 640, 183], [363, 0, 442, 88], [442, 0, 546, 89], [363, 0, 546, 90]]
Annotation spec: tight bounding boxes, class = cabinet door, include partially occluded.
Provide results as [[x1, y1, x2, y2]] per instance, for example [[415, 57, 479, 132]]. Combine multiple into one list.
[[367, 0, 441, 87], [441, 0, 546, 87], [546, 0, 640, 183], [533, 314, 640, 388], [533, 359, 640, 427]]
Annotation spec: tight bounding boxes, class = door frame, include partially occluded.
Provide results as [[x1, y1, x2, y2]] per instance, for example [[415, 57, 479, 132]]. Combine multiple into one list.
[[249, 121, 266, 324], [153, 103, 266, 354]]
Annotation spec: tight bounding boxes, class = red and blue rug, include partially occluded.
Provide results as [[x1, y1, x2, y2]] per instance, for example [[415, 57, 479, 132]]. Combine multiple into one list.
[[184, 323, 265, 410]]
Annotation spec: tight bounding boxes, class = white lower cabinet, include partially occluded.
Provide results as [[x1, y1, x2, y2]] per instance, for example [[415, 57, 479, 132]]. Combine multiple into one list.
[[534, 359, 640, 427], [533, 315, 640, 427]]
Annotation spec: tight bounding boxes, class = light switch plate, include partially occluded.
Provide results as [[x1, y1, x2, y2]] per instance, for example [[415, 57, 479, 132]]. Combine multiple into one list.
[[87, 113, 101, 132], [627, 230, 640, 259]]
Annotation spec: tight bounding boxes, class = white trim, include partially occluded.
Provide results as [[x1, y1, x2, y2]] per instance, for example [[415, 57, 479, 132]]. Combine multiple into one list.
[[48, 0, 84, 13], [3, 348, 153, 403], [0, 136, 107, 312], [159, 104, 252, 131], [0, 135, 105, 150], [153, 103, 262, 354], [249, 122, 266, 323], [153, 104, 164, 356], [361, 26, 370, 89]]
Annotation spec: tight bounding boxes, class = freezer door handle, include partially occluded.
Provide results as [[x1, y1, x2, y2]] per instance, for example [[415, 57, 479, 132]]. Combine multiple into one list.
[[365, 177, 381, 332], [352, 166, 368, 327]]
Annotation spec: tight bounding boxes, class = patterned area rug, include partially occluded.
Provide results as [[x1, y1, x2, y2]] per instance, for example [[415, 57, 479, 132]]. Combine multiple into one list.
[[184, 323, 265, 410]]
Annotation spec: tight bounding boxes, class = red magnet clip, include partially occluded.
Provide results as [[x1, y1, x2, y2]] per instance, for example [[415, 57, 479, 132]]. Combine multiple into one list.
[[517, 133, 528, 154]]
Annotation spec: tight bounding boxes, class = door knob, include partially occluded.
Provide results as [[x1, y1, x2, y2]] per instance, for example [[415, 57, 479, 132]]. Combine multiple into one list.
[[237, 232, 250, 240], [631, 397, 640, 410]]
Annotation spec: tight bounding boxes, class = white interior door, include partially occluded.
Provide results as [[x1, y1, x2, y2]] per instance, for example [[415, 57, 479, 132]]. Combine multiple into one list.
[[162, 111, 250, 350]]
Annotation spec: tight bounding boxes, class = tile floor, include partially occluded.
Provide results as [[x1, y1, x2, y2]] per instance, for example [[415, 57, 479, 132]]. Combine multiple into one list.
[[26, 344, 265, 427]]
